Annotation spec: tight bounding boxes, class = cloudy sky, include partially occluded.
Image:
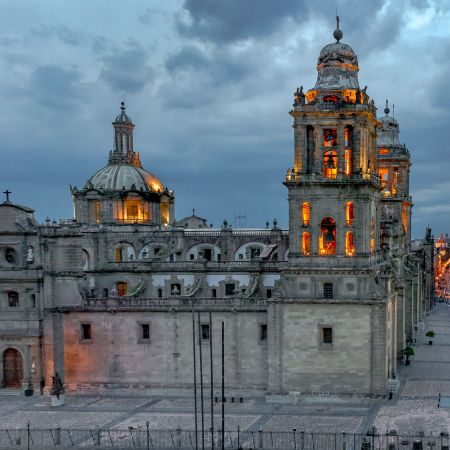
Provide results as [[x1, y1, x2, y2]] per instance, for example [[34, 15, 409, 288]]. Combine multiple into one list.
[[1, 0, 449, 237]]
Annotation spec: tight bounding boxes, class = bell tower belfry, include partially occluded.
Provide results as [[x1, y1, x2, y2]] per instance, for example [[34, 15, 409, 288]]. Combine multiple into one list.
[[268, 20, 396, 397], [285, 19, 381, 261]]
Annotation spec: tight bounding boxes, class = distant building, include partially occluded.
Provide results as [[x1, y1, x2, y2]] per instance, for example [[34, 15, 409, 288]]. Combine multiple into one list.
[[0, 20, 433, 396]]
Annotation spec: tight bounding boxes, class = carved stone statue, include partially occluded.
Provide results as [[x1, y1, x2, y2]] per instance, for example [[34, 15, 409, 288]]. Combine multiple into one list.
[[27, 246, 34, 263], [50, 372, 65, 399], [294, 86, 305, 105]]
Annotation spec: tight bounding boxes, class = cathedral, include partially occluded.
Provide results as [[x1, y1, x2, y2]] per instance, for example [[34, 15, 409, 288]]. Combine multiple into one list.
[[0, 22, 434, 397]]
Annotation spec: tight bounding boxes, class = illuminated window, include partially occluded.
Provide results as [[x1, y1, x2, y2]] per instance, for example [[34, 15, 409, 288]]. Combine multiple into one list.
[[392, 168, 399, 195], [319, 217, 336, 255], [114, 244, 135, 262], [323, 95, 338, 103], [378, 168, 389, 189], [8, 291, 19, 307], [378, 148, 390, 155], [116, 282, 128, 297], [323, 151, 337, 179], [302, 232, 311, 255], [344, 127, 350, 147], [302, 202, 310, 225], [323, 129, 337, 147], [345, 232, 355, 256], [89, 200, 101, 223], [160, 201, 170, 225], [125, 200, 139, 222], [344, 149, 352, 175], [402, 203, 408, 234], [370, 218, 375, 252], [346, 202, 354, 226]]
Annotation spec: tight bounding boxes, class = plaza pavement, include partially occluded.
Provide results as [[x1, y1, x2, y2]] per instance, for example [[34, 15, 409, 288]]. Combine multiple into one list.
[[1, 304, 450, 434]]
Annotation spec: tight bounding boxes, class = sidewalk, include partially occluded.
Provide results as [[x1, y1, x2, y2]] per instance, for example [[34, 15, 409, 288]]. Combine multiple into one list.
[[373, 303, 450, 433]]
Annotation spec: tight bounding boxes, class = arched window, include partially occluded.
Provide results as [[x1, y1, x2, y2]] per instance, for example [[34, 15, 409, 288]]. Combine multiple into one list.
[[302, 202, 310, 226], [114, 243, 135, 262], [116, 282, 128, 297], [319, 217, 336, 255], [345, 232, 355, 256], [346, 202, 354, 226], [323, 151, 337, 179], [302, 232, 310, 255], [344, 149, 352, 175]]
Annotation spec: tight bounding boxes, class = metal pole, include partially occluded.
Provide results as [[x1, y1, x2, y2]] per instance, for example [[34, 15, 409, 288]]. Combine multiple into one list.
[[221, 321, 225, 450], [209, 312, 214, 448], [192, 310, 199, 450], [198, 312, 205, 450]]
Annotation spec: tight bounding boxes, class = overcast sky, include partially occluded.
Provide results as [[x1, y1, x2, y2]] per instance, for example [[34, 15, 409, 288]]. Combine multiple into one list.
[[1, 0, 449, 238]]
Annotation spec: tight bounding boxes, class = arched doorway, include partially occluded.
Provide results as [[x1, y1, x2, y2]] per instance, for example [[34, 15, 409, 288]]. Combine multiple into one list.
[[3, 348, 23, 387]]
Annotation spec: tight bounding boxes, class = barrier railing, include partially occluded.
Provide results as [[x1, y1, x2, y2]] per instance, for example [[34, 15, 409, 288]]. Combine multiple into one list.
[[0, 427, 447, 450]]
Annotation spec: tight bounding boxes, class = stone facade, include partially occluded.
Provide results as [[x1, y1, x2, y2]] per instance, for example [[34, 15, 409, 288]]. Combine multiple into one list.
[[0, 23, 434, 397]]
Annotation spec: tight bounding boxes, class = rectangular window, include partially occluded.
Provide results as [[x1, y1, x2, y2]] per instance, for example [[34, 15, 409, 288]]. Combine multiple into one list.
[[190, 254, 195, 260], [8, 292, 18, 307], [157, 288, 163, 298], [212, 288, 217, 298], [260, 324, 268, 341], [201, 324, 210, 340], [203, 248, 212, 261], [89, 200, 101, 223], [31, 294, 36, 308], [323, 128, 337, 147], [141, 323, 150, 340], [81, 323, 91, 340], [217, 254, 221, 262], [225, 283, 235, 296], [266, 289, 272, 299], [323, 283, 333, 299], [103, 288, 108, 298], [322, 327, 333, 345]]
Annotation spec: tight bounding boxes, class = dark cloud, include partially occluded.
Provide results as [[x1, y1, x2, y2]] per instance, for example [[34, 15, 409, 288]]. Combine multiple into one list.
[[178, 0, 302, 43], [27, 64, 83, 111], [99, 41, 153, 93]]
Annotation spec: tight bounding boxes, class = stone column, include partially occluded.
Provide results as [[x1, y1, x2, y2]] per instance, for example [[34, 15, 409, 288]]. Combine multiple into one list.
[[370, 303, 388, 395], [293, 121, 304, 174], [267, 302, 283, 393], [396, 286, 406, 358]]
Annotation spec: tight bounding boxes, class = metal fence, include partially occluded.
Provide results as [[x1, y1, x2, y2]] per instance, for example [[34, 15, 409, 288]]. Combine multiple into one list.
[[0, 427, 448, 450]]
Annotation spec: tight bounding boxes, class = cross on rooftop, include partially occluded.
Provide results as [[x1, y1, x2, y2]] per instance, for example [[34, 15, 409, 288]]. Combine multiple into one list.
[[3, 190, 11, 202], [192, 208, 195, 216]]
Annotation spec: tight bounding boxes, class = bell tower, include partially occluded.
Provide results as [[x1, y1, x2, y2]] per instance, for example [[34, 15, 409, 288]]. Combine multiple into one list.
[[267, 20, 396, 397], [285, 18, 381, 261]]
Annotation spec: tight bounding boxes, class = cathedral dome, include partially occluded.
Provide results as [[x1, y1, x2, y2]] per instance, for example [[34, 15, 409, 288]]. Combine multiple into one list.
[[313, 18, 360, 91], [86, 164, 164, 193], [377, 101, 400, 147], [114, 102, 133, 124]]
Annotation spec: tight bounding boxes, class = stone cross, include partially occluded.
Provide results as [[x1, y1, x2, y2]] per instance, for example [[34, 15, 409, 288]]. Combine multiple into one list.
[[3, 190, 11, 202]]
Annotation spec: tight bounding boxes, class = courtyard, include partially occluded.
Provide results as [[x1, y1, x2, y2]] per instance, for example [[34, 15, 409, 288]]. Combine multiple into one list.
[[1, 304, 449, 436]]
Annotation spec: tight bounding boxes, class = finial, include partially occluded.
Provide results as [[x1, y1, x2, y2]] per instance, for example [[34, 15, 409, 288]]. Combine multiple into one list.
[[120, 101, 125, 111], [3, 189, 11, 203], [333, 15, 343, 42], [384, 99, 390, 115]]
